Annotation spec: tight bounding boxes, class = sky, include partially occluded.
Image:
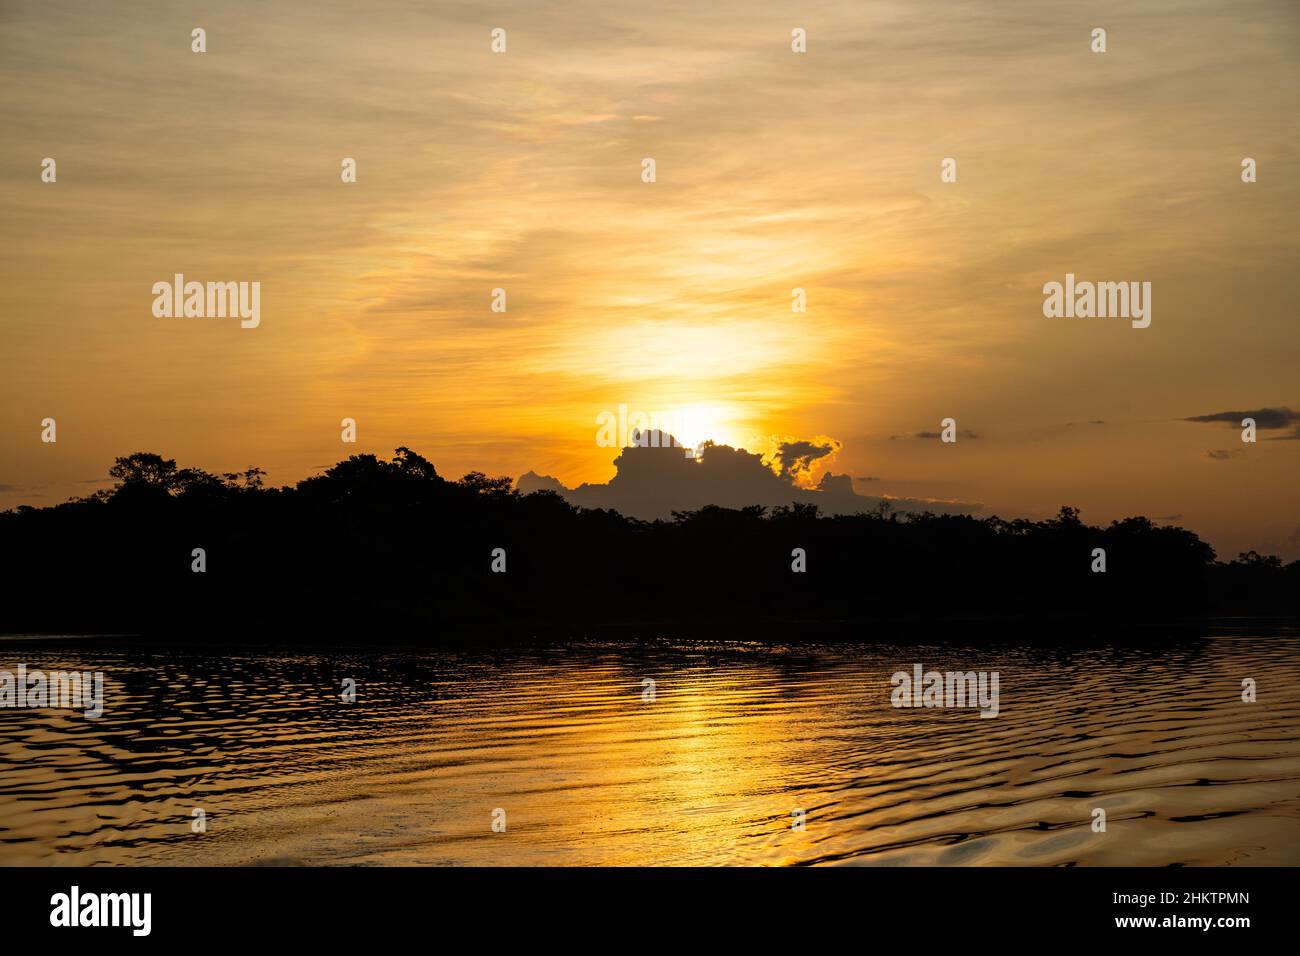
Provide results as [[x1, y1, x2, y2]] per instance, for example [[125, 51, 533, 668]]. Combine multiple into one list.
[[1, 0, 1298, 558]]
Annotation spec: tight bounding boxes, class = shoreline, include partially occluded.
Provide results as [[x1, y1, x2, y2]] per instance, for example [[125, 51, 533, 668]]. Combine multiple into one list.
[[1, 615, 1295, 650]]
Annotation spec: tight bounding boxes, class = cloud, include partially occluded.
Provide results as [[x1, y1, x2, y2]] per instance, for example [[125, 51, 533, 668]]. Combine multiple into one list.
[[772, 438, 841, 483], [0, 480, 63, 493], [1185, 407, 1297, 429], [518, 436, 981, 520], [1186, 407, 1300, 441], [515, 471, 568, 494], [899, 429, 980, 440]]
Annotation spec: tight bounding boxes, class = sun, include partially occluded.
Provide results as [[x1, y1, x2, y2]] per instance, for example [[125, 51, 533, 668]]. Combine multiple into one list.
[[661, 402, 744, 452]]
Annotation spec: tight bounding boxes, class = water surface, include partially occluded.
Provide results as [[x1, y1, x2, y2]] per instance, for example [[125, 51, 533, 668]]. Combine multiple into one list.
[[1, 630, 1297, 865]]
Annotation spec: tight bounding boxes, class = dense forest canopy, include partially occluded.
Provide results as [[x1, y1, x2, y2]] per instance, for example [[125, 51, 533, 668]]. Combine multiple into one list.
[[2, 450, 1295, 639]]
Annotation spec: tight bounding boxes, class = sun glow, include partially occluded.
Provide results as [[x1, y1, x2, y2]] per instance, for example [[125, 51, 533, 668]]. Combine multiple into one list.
[[662, 402, 746, 451]]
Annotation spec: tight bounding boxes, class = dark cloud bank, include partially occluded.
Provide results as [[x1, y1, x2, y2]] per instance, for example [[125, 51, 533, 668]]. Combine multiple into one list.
[[518, 432, 980, 520]]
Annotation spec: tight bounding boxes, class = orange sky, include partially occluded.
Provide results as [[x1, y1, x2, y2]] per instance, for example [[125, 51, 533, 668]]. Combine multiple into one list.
[[1, 0, 1298, 558]]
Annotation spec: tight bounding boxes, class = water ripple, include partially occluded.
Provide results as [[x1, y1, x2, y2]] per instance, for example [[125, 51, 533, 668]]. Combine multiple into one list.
[[0, 630, 1297, 865]]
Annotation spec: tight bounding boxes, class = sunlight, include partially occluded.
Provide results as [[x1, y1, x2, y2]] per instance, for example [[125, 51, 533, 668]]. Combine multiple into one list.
[[658, 401, 745, 451]]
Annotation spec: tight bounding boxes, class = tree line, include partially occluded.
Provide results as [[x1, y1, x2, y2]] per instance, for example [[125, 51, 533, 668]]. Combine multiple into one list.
[[2, 449, 1295, 640]]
